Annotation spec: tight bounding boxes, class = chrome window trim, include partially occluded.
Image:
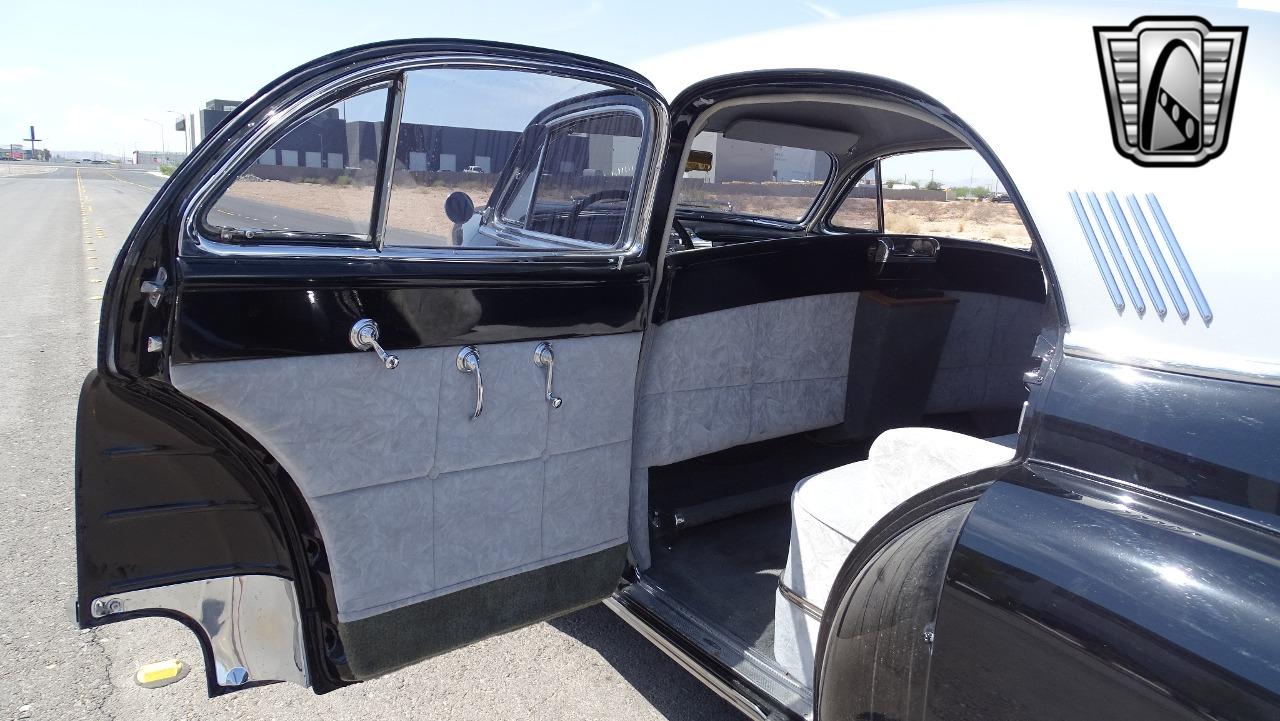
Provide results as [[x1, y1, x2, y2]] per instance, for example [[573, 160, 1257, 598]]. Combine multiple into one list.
[[372, 73, 406, 251], [179, 54, 668, 263], [485, 103, 649, 250]]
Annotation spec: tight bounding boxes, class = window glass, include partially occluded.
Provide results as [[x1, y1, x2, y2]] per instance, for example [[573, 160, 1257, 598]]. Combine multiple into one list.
[[676, 132, 832, 222], [205, 86, 388, 238], [878, 149, 1031, 248], [829, 165, 880, 231], [383, 68, 640, 249]]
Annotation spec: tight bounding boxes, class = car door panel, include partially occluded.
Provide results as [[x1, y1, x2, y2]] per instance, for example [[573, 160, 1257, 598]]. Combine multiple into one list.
[[77, 41, 665, 694]]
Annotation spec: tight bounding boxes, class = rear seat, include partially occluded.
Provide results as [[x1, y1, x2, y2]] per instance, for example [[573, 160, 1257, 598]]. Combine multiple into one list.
[[773, 428, 1018, 687]]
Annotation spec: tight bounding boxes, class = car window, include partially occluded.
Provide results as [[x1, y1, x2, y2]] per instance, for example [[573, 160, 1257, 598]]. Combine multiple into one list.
[[877, 150, 1031, 248], [204, 85, 389, 239], [382, 68, 644, 250], [676, 132, 832, 222], [499, 111, 643, 246], [829, 165, 880, 231]]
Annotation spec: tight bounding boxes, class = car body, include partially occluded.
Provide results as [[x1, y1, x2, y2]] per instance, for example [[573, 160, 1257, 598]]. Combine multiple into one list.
[[75, 5, 1280, 720]]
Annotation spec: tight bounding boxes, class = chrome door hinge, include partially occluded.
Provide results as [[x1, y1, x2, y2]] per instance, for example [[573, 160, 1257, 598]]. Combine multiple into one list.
[[139, 267, 168, 308], [146, 336, 164, 353]]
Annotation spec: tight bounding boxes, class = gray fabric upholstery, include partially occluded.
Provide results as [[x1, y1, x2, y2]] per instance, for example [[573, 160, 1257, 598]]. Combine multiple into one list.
[[925, 291, 1042, 414], [628, 292, 858, 569], [775, 428, 1017, 687], [171, 332, 641, 622], [634, 292, 859, 468]]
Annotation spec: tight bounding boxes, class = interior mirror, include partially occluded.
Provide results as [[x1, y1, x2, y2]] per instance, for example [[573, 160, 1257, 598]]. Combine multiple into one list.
[[685, 150, 713, 173], [444, 191, 476, 224]]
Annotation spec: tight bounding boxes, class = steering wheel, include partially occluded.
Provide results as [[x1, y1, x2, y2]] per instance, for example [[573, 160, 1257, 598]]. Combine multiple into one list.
[[671, 218, 695, 251], [568, 188, 631, 238]]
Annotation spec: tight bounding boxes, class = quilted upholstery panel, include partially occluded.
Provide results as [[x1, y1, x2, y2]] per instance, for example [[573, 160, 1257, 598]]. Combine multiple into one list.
[[925, 291, 1042, 414], [171, 332, 641, 622], [171, 348, 445, 497], [634, 292, 859, 469]]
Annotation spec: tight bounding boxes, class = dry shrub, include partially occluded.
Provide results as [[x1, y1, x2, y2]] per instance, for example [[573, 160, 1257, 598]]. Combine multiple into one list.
[[886, 213, 922, 234]]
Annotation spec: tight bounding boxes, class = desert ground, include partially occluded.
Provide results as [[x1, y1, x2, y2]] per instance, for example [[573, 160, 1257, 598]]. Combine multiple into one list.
[[224, 178, 1032, 249]]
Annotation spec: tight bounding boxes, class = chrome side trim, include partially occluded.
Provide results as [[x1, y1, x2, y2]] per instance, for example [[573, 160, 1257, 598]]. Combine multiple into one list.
[[777, 581, 824, 622], [1068, 191, 1124, 312], [1126, 193, 1190, 321], [604, 595, 777, 721], [373, 73, 406, 251], [90, 575, 308, 689], [1063, 345, 1280, 388], [1147, 193, 1213, 324], [1105, 191, 1166, 318], [1086, 191, 1146, 315]]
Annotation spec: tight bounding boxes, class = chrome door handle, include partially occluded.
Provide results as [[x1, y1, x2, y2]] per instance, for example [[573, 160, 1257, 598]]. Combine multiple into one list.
[[456, 346, 483, 419], [349, 318, 399, 369], [533, 341, 563, 408]]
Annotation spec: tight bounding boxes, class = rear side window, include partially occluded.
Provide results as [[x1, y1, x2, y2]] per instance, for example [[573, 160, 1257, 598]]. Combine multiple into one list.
[[830, 165, 880, 231], [676, 132, 832, 222], [204, 85, 389, 240], [830, 149, 1032, 249]]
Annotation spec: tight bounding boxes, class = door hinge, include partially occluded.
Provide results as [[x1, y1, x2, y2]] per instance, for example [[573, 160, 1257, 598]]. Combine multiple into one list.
[[139, 267, 168, 308]]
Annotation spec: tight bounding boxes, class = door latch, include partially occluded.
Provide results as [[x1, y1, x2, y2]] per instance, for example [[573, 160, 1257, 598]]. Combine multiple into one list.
[[139, 267, 168, 308], [456, 346, 483, 419]]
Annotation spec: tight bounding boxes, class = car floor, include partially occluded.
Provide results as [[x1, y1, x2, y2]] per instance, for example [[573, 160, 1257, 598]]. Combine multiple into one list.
[[646, 504, 793, 662]]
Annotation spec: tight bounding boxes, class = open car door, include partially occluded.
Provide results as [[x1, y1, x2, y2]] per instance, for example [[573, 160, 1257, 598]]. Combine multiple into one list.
[[75, 41, 667, 695]]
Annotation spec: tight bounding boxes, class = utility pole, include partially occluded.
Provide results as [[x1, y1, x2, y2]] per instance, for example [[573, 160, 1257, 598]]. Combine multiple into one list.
[[22, 126, 41, 160]]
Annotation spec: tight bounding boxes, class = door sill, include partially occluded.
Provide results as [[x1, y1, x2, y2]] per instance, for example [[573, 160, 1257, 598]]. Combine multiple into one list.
[[607, 579, 812, 720]]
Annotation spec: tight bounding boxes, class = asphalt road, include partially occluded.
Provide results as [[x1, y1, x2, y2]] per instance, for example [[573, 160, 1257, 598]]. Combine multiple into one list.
[[0, 163, 740, 721]]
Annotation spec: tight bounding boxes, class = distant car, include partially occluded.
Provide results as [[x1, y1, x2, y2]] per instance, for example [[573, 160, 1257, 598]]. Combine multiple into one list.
[[990, 192, 1013, 203], [462, 165, 485, 173]]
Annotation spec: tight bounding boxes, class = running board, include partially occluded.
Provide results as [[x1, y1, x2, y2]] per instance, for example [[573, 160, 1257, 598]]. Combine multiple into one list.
[[604, 590, 807, 721]]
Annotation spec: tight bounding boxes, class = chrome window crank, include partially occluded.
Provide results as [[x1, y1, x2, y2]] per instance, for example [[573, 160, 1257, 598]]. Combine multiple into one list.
[[456, 346, 483, 419], [349, 319, 399, 369], [533, 342, 564, 408]]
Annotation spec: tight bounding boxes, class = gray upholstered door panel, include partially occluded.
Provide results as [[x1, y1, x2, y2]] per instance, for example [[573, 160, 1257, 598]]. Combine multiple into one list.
[[925, 291, 1043, 413], [170, 332, 641, 622]]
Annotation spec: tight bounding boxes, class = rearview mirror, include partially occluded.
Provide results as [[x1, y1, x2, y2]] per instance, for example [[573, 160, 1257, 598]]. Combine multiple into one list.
[[685, 150, 713, 173], [444, 191, 476, 224]]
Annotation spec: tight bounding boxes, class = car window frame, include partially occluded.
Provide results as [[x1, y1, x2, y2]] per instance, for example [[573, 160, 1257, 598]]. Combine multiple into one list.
[[178, 57, 667, 263], [484, 103, 649, 251], [673, 135, 837, 226], [825, 159, 883, 233]]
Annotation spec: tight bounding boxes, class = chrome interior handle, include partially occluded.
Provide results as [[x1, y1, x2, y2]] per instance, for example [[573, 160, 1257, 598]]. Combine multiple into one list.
[[456, 346, 483, 419], [533, 341, 563, 408], [349, 318, 399, 369]]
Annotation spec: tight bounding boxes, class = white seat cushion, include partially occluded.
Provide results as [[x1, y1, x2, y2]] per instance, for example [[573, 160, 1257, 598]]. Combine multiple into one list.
[[773, 428, 1016, 687]]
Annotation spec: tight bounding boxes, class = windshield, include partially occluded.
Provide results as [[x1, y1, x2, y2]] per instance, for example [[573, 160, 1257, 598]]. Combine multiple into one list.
[[676, 132, 832, 222]]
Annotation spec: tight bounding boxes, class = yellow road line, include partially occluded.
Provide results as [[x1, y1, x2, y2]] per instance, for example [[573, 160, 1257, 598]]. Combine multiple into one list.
[[104, 170, 154, 190]]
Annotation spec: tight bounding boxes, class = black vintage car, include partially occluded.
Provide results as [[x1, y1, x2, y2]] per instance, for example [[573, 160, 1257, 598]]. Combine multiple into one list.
[[76, 7, 1279, 720]]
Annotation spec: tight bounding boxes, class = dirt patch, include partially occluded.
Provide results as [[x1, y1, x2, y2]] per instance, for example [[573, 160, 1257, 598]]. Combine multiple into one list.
[[223, 179, 1031, 250]]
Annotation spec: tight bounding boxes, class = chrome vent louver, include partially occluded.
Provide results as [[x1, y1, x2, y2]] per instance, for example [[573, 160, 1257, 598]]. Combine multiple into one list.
[[1068, 191, 1211, 324]]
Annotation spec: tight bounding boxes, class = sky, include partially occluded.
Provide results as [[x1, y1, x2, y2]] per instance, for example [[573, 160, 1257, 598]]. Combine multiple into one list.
[[1, 0, 1262, 183]]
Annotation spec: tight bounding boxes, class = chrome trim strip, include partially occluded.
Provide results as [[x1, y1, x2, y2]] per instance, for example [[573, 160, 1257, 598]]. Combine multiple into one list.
[[777, 581, 824, 622], [1063, 345, 1280, 388], [90, 575, 308, 688], [373, 73, 406, 251], [1126, 193, 1190, 322], [1068, 191, 1124, 312], [604, 596, 775, 721], [1147, 193, 1212, 324], [1086, 191, 1145, 315], [179, 55, 668, 263], [1105, 191, 1165, 318]]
